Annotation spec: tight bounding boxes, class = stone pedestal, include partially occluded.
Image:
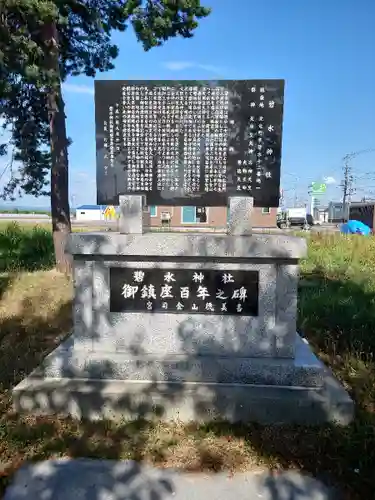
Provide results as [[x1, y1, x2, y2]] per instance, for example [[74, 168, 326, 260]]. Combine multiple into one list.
[[12, 197, 354, 425], [119, 195, 145, 234], [227, 197, 253, 235]]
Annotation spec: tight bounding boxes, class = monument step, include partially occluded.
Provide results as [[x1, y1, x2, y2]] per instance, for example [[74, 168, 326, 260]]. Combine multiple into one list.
[[13, 372, 354, 426], [29, 335, 325, 388], [32, 353, 324, 388]]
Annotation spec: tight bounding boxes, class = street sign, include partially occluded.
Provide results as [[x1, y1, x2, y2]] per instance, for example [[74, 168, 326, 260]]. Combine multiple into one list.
[[311, 182, 327, 195]]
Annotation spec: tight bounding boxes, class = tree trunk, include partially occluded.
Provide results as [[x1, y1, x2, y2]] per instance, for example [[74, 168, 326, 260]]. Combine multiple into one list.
[[48, 87, 72, 274], [42, 23, 72, 274]]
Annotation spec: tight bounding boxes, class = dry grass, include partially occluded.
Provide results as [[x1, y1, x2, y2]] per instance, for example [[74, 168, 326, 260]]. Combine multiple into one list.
[[0, 233, 375, 498], [0, 271, 72, 396]]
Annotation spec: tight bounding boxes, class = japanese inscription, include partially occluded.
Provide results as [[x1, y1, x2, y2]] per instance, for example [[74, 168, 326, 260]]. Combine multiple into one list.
[[109, 268, 259, 316], [95, 80, 284, 208]]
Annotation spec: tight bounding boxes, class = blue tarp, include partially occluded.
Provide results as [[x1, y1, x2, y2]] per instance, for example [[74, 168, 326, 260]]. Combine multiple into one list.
[[340, 220, 372, 235]]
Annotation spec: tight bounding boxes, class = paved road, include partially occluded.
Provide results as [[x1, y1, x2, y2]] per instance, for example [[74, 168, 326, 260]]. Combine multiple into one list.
[[4, 459, 338, 500]]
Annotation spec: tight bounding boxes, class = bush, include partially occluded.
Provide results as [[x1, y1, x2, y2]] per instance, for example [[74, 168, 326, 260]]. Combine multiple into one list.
[[0, 222, 54, 272]]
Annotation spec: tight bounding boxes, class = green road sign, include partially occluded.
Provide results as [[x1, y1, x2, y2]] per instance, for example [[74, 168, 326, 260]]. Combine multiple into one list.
[[311, 182, 327, 195]]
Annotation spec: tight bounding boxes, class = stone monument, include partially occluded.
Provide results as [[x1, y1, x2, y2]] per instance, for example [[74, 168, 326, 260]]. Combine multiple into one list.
[[13, 80, 353, 424]]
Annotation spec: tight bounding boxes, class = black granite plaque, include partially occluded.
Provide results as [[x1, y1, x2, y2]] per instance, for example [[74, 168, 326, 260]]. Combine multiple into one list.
[[109, 267, 259, 316], [95, 80, 284, 207]]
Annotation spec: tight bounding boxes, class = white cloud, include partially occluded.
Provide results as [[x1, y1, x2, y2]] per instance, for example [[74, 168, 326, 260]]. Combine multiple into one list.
[[62, 83, 94, 96], [163, 61, 195, 71], [162, 61, 224, 75], [323, 176, 337, 185]]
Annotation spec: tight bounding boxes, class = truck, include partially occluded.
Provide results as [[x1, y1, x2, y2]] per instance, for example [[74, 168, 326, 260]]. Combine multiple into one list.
[[277, 208, 314, 229]]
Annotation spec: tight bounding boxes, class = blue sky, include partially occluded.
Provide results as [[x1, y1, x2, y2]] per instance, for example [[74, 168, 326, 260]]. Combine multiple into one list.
[[2, 0, 375, 208]]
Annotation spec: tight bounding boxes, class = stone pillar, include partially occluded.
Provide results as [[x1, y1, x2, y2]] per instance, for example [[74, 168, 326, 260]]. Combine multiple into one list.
[[227, 197, 253, 236], [119, 195, 144, 234]]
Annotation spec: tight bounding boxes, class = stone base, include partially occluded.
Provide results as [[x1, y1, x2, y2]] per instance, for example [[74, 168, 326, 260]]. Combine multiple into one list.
[[27, 334, 325, 388], [12, 335, 354, 426]]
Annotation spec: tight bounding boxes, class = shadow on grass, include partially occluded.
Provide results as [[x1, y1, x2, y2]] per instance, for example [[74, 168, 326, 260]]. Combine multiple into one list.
[[0, 300, 72, 393], [1, 264, 375, 499], [0, 274, 13, 300]]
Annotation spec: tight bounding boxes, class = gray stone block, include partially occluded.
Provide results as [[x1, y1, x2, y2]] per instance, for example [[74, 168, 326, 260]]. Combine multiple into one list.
[[119, 195, 144, 234], [275, 264, 300, 357], [3, 459, 336, 500], [67, 232, 307, 360], [227, 197, 253, 235], [72, 260, 94, 351], [91, 260, 279, 357], [28, 334, 325, 388], [14, 222, 346, 427], [66, 232, 308, 260], [12, 338, 354, 425]]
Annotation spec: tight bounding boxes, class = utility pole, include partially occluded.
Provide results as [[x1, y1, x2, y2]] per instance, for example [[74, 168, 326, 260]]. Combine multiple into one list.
[[341, 153, 355, 222], [341, 148, 375, 221]]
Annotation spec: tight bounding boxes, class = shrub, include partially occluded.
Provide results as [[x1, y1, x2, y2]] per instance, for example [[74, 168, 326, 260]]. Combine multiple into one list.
[[0, 222, 54, 272]]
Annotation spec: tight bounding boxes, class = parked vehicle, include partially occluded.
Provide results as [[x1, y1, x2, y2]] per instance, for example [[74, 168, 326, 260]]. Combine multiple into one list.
[[277, 209, 315, 229]]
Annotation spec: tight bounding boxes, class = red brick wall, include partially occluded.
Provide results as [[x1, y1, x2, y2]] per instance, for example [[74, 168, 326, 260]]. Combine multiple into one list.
[[146, 206, 277, 228], [251, 208, 277, 228]]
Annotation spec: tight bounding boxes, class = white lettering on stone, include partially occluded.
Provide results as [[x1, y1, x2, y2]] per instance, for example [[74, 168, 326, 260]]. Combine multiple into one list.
[[160, 284, 174, 299], [133, 270, 145, 283], [222, 273, 234, 284], [121, 284, 138, 299], [140, 284, 157, 299], [196, 285, 210, 300], [232, 287, 248, 302], [192, 272, 205, 283], [216, 289, 228, 300], [164, 272, 176, 283]]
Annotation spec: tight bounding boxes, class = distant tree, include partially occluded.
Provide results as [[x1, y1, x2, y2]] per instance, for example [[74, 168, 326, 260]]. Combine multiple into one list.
[[0, 0, 211, 273]]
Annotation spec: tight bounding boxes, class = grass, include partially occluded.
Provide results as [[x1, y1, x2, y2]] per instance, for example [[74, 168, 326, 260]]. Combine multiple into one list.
[[0, 221, 110, 231], [0, 222, 116, 273], [0, 227, 374, 498]]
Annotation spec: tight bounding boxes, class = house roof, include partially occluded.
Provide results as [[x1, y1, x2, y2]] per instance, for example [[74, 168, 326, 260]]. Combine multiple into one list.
[[76, 205, 119, 210], [76, 205, 104, 210]]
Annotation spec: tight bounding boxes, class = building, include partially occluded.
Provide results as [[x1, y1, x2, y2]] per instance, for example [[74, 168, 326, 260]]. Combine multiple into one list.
[[146, 205, 277, 229], [327, 201, 348, 223], [75, 204, 277, 228], [75, 205, 108, 221], [349, 201, 375, 229], [313, 207, 329, 223]]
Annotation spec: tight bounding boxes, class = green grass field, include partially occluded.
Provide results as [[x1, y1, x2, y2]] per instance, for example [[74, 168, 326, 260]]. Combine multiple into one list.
[[0, 225, 374, 498], [0, 220, 104, 231]]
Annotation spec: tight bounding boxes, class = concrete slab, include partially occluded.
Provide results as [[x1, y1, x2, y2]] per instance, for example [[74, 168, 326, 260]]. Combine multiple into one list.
[[3, 459, 338, 500], [28, 334, 326, 388], [12, 337, 354, 425]]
